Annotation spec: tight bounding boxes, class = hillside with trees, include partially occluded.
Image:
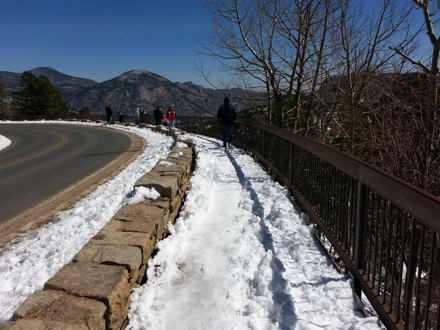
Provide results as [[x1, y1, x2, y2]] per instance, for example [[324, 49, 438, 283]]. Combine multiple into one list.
[[11, 71, 68, 118]]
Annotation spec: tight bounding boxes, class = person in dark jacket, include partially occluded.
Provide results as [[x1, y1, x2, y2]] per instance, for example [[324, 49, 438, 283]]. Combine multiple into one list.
[[217, 97, 237, 148], [105, 106, 113, 123], [153, 106, 163, 125]]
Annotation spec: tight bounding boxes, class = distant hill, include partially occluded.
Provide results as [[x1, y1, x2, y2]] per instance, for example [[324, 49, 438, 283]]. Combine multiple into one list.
[[0, 67, 97, 102], [0, 67, 248, 116]]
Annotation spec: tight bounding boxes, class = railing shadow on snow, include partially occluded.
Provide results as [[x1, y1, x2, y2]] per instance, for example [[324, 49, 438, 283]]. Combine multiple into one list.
[[178, 116, 440, 330]]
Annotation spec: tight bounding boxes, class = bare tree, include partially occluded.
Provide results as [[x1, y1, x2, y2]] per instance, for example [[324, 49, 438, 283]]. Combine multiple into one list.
[[375, 0, 440, 193], [271, 0, 338, 133], [199, 0, 338, 129], [198, 0, 437, 192], [317, 0, 417, 153]]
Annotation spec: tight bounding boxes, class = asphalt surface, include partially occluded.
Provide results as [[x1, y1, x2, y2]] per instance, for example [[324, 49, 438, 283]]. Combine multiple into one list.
[[0, 123, 134, 224]]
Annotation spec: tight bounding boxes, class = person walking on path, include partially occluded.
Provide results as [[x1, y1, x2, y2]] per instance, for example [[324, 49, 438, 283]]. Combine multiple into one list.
[[118, 111, 125, 123], [217, 97, 237, 148], [134, 107, 140, 124], [105, 106, 113, 123], [166, 107, 177, 128], [154, 106, 163, 125]]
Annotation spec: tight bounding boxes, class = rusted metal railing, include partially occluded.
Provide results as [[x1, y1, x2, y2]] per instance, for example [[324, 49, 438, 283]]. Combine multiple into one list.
[[179, 116, 440, 330]]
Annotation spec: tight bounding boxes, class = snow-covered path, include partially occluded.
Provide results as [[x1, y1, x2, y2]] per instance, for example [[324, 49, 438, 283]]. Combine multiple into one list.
[[128, 134, 382, 329]]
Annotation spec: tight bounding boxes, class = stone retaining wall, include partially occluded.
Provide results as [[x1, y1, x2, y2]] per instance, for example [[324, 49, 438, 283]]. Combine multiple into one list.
[[1, 125, 195, 330]]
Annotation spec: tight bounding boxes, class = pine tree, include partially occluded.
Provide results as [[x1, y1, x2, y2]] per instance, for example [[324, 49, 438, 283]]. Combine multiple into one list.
[[11, 71, 68, 118], [0, 83, 9, 119]]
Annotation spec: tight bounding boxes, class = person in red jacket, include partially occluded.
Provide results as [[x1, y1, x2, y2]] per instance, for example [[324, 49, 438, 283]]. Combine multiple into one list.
[[166, 107, 177, 128]]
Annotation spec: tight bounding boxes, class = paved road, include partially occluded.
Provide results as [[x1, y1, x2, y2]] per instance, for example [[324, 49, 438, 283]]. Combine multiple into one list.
[[0, 123, 134, 224]]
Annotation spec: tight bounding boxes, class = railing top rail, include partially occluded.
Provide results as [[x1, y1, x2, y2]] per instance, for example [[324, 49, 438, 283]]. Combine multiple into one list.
[[235, 118, 440, 229]]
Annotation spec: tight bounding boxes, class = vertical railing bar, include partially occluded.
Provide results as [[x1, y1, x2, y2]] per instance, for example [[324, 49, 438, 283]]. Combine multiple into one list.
[[348, 178, 355, 257], [414, 225, 426, 328], [354, 182, 368, 297], [346, 178, 352, 256], [367, 194, 374, 278], [262, 129, 266, 160], [423, 232, 436, 330], [311, 153, 316, 206], [396, 213, 408, 323], [372, 194, 380, 289], [320, 157, 325, 212], [388, 207, 401, 314], [333, 169, 339, 238], [383, 203, 393, 308], [319, 157, 325, 219], [342, 173, 349, 248], [351, 178, 357, 256], [404, 218, 418, 327], [289, 141, 293, 182], [436, 285, 440, 330], [336, 170, 343, 242], [331, 166, 338, 233], [378, 198, 387, 301], [328, 163, 333, 226], [311, 153, 317, 209], [344, 175, 351, 253], [317, 156, 322, 212]]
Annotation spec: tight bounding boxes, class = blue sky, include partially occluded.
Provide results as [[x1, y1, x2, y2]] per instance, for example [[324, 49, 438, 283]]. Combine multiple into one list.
[[0, 0, 220, 86], [0, 1, 429, 88]]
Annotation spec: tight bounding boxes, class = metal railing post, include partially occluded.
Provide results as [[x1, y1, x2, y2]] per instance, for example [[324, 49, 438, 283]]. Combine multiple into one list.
[[354, 181, 368, 297]]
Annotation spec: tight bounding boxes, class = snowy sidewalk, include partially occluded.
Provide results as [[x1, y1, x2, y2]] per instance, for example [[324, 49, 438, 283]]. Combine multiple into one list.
[[127, 134, 382, 330]]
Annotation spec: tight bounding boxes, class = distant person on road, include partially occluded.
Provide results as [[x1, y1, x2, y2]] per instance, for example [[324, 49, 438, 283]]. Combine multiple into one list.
[[154, 106, 163, 125], [134, 107, 140, 124], [217, 97, 237, 148], [140, 110, 147, 123], [118, 111, 125, 123], [105, 106, 113, 123], [166, 106, 176, 128]]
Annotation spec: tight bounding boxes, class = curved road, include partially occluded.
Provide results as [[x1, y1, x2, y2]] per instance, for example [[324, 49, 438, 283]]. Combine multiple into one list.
[[0, 123, 143, 243]]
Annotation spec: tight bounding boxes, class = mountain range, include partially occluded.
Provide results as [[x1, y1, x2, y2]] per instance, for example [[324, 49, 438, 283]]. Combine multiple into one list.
[[0, 67, 245, 116]]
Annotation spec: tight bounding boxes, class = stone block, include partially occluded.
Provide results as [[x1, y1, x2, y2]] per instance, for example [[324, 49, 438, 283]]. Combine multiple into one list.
[[73, 245, 142, 282], [152, 159, 186, 177], [171, 147, 193, 157], [134, 173, 179, 199], [178, 139, 193, 147], [73, 244, 102, 263], [148, 197, 170, 210], [122, 221, 158, 238], [101, 219, 125, 232], [180, 182, 189, 198], [113, 202, 166, 239], [163, 160, 191, 177], [11, 290, 106, 329], [0, 319, 89, 330], [90, 230, 155, 264], [44, 263, 130, 330], [137, 264, 148, 284], [114, 202, 165, 224], [169, 196, 182, 215]]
